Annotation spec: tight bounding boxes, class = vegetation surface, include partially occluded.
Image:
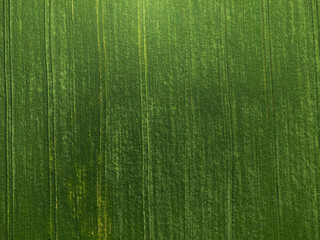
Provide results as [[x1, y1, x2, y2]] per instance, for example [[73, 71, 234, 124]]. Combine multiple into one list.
[[1, 0, 320, 239]]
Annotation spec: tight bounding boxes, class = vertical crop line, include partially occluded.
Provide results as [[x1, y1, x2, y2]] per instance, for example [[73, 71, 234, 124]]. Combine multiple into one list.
[[260, 1, 278, 238], [95, 1, 103, 238], [218, 7, 228, 237], [3, 0, 8, 238], [186, 0, 194, 238], [142, 0, 152, 239], [266, 1, 281, 238], [316, 0, 320, 51], [44, 0, 51, 238], [223, 1, 234, 240], [138, 0, 148, 238], [137, 1, 144, 238], [218, 1, 230, 238], [52, 3, 58, 238], [261, 1, 269, 130], [4, 0, 13, 238], [71, 0, 74, 22], [309, 0, 320, 234], [8, 0, 12, 237], [260, 0, 274, 230], [218, 7, 229, 238], [138, 0, 151, 236], [71, 1, 78, 238], [182, 1, 189, 237], [3, 0, 7, 237], [101, 1, 110, 237], [8, 0, 14, 237], [68, 0, 77, 238], [45, 0, 57, 238], [183, 76, 188, 238]]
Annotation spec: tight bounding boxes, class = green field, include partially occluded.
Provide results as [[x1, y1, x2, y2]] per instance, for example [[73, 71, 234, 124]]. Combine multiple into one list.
[[1, 0, 320, 239]]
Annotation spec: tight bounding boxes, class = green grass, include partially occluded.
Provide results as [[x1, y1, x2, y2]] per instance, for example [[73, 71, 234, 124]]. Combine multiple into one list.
[[1, 0, 320, 239]]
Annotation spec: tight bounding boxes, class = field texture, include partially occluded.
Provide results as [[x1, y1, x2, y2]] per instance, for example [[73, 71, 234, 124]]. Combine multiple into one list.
[[1, 0, 320, 239]]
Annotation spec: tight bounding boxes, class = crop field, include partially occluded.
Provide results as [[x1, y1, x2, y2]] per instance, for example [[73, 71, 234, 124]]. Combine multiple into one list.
[[1, 0, 320, 239]]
